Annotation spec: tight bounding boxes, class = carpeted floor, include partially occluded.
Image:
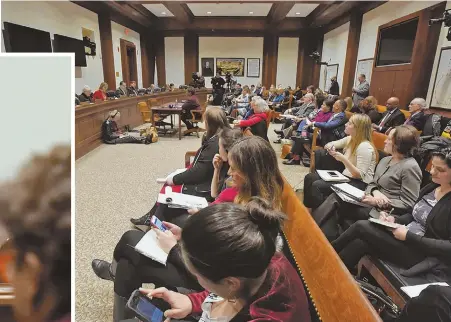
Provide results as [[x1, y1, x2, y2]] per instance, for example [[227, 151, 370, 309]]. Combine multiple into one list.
[[75, 118, 309, 322]]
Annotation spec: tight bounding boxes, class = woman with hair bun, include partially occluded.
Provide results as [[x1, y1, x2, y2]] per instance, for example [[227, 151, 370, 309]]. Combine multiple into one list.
[[141, 199, 311, 322]]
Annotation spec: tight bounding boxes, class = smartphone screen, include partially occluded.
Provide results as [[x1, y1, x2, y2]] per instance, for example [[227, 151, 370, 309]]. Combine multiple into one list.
[[327, 171, 339, 177], [135, 296, 164, 322], [150, 216, 167, 232]]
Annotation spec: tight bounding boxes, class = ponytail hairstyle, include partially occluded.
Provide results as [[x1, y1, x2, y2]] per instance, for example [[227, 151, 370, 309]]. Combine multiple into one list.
[[181, 198, 286, 296], [228, 136, 284, 210], [0, 145, 71, 320]]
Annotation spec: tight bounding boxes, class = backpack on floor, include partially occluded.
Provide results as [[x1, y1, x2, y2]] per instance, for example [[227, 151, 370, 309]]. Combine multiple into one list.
[[145, 127, 159, 143]]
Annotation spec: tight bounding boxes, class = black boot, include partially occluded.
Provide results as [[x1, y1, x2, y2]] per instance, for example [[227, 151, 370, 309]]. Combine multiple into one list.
[[113, 293, 135, 322], [284, 153, 292, 160], [91, 259, 115, 281], [130, 204, 157, 226]]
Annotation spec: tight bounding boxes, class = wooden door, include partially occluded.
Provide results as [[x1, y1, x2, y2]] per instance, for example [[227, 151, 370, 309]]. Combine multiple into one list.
[[120, 39, 138, 86], [392, 70, 412, 109], [370, 71, 395, 105]]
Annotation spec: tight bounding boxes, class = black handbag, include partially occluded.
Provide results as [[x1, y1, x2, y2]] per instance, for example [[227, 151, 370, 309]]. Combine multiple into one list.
[[355, 276, 401, 321]]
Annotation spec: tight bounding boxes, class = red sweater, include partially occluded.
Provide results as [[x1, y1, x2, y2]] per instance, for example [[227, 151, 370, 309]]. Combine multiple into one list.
[[187, 254, 311, 322], [211, 187, 238, 204], [239, 112, 267, 128], [93, 90, 106, 101]]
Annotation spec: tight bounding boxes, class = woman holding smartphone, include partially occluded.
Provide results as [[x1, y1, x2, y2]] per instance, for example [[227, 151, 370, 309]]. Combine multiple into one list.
[[140, 199, 311, 322], [91, 136, 285, 321], [303, 114, 377, 210]]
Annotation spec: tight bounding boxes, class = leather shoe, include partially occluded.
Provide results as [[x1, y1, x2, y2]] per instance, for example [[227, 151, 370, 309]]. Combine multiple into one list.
[[273, 129, 283, 135], [130, 213, 151, 226], [273, 139, 281, 144], [284, 153, 292, 160], [283, 159, 300, 165], [92, 259, 114, 281]]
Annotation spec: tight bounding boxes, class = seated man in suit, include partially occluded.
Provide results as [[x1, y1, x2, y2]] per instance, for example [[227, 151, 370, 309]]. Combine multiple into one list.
[[116, 81, 128, 97], [78, 85, 93, 103], [128, 81, 138, 96], [273, 93, 315, 143], [181, 87, 200, 134], [372, 97, 406, 133], [404, 97, 427, 131]]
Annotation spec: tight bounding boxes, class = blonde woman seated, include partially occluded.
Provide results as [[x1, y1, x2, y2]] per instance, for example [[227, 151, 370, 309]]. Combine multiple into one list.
[[304, 114, 377, 209]]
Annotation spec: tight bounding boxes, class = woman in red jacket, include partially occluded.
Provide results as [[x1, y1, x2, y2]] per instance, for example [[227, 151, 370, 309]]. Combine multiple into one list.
[[233, 97, 269, 141], [92, 82, 108, 101], [141, 199, 311, 322]]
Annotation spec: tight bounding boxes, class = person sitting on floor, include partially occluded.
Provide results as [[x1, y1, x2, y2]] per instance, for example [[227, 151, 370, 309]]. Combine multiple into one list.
[[93, 82, 108, 101], [312, 125, 422, 241], [233, 98, 269, 141], [303, 114, 377, 210], [91, 137, 286, 321], [332, 147, 451, 278], [283, 99, 347, 166], [0, 145, 71, 322], [130, 107, 231, 226], [139, 199, 311, 322], [180, 87, 201, 134], [101, 110, 150, 145]]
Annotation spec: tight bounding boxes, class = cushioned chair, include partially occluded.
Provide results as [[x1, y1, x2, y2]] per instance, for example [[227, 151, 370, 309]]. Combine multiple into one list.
[[183, 102, 207, 138], [137, 101, 151, 124]]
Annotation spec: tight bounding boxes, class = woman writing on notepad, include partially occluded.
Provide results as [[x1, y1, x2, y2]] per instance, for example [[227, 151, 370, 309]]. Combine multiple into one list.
[[312, 125, 422, 241], [303, 114, 377, 210], [91, 137, 285, 321], [332, 147, 451, 275]]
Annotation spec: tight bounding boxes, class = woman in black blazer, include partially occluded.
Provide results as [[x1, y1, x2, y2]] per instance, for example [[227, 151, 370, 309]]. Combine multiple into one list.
[[130, 107, 231, 226], [332, 147, 451, 271]]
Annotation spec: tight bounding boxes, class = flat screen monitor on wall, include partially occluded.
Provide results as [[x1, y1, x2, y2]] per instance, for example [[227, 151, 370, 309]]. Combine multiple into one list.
[[3, 22, 52, 53], [53, 34, 87, 67], [376, 18, 419, 67]]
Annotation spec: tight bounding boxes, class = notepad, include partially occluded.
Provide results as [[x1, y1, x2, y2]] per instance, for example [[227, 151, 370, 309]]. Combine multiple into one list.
[[157, 188, 208, 210], [369, 218, 400, 229], [317, 170, 350, 182], [331, 188, 372, 208], [332, 183, 365, 201], [134, 230, 168, 266], [401, 283, 449, 298]]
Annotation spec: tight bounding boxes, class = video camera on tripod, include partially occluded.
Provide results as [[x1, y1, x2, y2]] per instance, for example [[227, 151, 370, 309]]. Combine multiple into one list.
[[429, 9, 451, 41]]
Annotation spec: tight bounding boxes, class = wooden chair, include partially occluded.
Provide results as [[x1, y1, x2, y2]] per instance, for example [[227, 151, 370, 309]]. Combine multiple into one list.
[[309, 128, 322, 171], [183, 102, 207, 137], [137, 101, 151, 123]]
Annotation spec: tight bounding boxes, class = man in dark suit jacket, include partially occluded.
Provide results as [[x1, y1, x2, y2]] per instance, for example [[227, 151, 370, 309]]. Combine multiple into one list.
[[116, 81, 128, 97], [128, 81, 138, 96], [405, 97, 427, 131], [372, 97, 406, 133]]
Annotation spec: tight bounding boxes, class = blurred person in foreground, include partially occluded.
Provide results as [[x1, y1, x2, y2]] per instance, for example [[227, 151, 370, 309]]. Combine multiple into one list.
[[0, 145, 71, 322]]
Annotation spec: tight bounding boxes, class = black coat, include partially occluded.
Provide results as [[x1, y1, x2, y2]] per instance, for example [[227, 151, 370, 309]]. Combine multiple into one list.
[[377, 108, 406, 133], [329, 81, 339, 96], [78, 92, 93, 103], [398, 183, 451, 265], [172, 135, 228, 199], [367, 109, 382, 124], [406, 110, 427, 131], [101, 120, 119, 143]]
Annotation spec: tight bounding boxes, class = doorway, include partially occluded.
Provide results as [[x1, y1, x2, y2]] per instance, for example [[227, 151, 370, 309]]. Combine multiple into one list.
[[120, 39, 138, 87]]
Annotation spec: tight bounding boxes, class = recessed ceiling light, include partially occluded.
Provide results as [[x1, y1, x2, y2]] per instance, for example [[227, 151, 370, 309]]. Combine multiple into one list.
[[161, 11, 166, 15], [207, 11, 212, 14], [295, 12, 301, 15], [249, 11, 253, 14]]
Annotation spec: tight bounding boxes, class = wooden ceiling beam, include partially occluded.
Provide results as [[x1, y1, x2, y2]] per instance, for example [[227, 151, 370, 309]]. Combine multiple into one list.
[[306, 1, 361, 27], [267, 1, 295, 25], [125, 3, 158, 21], [103, 1, 153, 28], [161, 1, 194, 25]]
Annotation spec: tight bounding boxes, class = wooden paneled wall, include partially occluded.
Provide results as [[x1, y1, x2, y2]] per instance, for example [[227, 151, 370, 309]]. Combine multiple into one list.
[[98, 14, 116, 89], [262, 34, 279, 87], [184, 32, 199, 85]]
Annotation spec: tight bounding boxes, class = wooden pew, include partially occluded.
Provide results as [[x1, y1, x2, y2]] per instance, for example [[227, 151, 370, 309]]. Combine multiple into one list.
[[281, 181, 381, 321]]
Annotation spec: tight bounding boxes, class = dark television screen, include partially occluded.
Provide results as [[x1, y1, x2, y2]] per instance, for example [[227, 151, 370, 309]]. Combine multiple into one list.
[[376, 18, 419, 66], [3, 22, 52, 52], [53, 34, 87, 67]]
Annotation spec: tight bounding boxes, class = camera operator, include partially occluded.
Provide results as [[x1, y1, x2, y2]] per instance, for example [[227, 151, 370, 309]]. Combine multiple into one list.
[[211, 73, 226, 105], [190, 72, 205, 89]]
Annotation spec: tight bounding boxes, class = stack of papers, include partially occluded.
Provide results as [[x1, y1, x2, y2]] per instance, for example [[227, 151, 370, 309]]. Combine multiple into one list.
[[331, 183, 370, 207], [157, 187, 208, 210], [368, 218, 399, 229], [401, 283, 449, 298], [317, 170, 350, 182]]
